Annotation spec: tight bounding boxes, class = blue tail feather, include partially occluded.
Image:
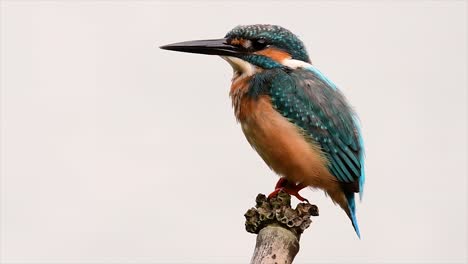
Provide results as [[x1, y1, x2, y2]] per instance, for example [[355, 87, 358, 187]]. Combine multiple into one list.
[[346, 193, 361, 239]]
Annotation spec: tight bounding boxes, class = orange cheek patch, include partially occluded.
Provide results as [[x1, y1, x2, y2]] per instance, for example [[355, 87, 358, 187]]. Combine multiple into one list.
[[230, 38, 245, 46], [255, 48, 291, 63]]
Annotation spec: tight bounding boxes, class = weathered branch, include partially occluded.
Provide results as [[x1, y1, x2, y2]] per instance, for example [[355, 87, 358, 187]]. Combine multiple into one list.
[[244, 191, 319, 264]]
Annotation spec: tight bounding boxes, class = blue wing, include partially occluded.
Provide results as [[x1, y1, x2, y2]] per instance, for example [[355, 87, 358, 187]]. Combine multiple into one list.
[[251, 66, 365, 195]]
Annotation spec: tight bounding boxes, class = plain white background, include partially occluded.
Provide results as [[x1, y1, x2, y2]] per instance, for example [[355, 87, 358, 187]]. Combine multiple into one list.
[[1, 1, 466, 263]]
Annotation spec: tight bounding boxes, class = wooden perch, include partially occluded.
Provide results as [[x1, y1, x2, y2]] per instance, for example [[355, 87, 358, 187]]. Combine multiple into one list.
[[244, 191, 319, 264]]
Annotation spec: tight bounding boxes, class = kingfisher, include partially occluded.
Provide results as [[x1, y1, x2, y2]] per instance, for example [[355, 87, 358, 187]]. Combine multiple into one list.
[[160, 24, 365, 238]]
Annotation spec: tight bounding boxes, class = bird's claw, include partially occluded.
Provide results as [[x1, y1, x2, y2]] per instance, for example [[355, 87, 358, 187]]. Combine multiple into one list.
[[268, 187, 309, 203], [269, 178, 309, 202]]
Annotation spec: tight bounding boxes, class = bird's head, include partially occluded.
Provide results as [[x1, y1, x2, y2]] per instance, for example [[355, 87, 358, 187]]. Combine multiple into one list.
[[160, 24, 311, 75]]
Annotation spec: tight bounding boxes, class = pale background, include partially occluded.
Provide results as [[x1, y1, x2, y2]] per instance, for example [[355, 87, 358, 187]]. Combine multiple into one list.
[[1, 1, 466, 263]]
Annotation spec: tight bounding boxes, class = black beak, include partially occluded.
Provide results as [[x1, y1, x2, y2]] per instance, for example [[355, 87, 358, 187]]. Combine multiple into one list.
[[160, 38, 244, 56]]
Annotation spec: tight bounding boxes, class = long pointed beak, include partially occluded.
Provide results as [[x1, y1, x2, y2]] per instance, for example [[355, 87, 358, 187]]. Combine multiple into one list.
[[160, 38, 244, 56]]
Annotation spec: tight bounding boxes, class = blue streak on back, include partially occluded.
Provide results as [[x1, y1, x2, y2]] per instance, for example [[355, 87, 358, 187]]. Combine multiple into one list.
[[305, 65, 338, 90], [304, 65, 366, 195], [353, 115, 366, 201]]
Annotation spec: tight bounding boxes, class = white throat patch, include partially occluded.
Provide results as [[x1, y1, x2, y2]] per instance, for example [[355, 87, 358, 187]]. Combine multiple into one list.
[[222, 56, 259, 79]]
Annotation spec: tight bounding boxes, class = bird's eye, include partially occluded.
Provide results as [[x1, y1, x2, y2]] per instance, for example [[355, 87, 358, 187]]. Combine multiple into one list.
[[252, 38, 268, 50]]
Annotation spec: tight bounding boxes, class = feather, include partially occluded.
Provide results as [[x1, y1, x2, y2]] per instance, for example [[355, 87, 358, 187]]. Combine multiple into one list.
[[254, 67, 364, 192]]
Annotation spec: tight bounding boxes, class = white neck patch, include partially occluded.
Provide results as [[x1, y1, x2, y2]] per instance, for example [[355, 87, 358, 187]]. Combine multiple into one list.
[[281, 58, 313, 69]]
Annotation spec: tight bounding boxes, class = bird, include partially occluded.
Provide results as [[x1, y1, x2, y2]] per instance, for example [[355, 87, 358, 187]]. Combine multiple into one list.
[[160, 24, 365, 238]]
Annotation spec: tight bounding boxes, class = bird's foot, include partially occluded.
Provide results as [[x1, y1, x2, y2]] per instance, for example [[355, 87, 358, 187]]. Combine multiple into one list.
[[268, 178, 309, 203], [268, 188, 309, 203]]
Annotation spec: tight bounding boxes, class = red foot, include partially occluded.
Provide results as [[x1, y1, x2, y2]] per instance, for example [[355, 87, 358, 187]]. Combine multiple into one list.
[[268, 178, 309, 203]]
